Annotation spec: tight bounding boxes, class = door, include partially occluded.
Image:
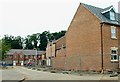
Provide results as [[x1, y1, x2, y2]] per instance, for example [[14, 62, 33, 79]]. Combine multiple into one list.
[[13, 61, 16, 66], [21, 61, 23, 66]]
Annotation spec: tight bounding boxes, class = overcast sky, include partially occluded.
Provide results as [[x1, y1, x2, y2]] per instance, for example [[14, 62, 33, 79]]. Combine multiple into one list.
[[0, 0, 120, 38]]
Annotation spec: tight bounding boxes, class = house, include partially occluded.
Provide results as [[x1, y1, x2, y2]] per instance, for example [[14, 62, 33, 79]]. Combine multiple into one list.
[[37, 51, 46, 66], [46, 41, 56, 66], [46, 3, 120, 72], [5, 49, 46, 66]]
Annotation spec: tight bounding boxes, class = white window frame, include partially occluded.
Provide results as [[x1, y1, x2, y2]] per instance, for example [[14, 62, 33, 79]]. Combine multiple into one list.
[[111, 26, 117, 39], [20, 55, 23, 58], [111, 47, 118, 61], [110, 11, 115, 20]]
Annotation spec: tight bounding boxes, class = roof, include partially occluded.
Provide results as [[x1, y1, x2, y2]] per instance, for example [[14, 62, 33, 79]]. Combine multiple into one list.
[[101, 5, 114, 13], [117, 13, 120, 23], [54, 36, 65, 43], [7, 49, 37, 55], [37, 51, 46, 55], [81, 3, 120, 26]]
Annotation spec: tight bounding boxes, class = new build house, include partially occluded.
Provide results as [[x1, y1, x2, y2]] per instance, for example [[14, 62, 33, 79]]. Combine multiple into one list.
[[46, 3, 120, 72], [5, 49, 46, 66]]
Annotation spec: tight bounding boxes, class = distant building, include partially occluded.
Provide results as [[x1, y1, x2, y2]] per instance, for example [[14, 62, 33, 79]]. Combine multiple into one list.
[[5, 49, 46, 66], [46, 41, 56, 66], [46, 3, 120, 72]]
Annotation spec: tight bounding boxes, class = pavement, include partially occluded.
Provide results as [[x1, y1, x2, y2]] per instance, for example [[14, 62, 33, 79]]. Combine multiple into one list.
[[1, 66, 119, 80]]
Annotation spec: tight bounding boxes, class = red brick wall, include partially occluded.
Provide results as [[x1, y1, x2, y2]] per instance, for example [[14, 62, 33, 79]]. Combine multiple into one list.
[[102, 24, 120, 71], [55, 36, 66, 49], [13, 52, 24, 61], [65, 4, 102, 71], [52, 36, 66, 69], [52, 56, 65, 70], [118, 26, 120, 55], [52, 4, 120, 71]]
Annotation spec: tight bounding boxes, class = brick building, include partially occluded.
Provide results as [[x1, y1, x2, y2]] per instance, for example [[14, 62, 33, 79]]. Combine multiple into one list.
[[46, 3, 120, 72], [5, 49, 46, 66]]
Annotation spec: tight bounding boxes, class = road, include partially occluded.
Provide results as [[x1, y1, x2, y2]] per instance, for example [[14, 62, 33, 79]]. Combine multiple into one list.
[[1, 66, 118, 80]]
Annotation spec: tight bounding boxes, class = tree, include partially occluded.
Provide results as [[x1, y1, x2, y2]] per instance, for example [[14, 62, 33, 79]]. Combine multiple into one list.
[[0, 39, 10, 60], [52, 30, 66, 40], [1, 30, 66, 51], [24, 35, 33, 49], [2, 35, 23, 49], [39, 31, 48, 50]]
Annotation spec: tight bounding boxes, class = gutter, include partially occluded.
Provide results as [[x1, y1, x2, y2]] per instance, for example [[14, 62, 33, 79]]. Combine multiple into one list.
[[101, 21, 120, 27]]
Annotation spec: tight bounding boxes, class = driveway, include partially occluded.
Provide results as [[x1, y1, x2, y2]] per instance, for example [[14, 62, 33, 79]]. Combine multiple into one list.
[[1, 66, 118, 80]]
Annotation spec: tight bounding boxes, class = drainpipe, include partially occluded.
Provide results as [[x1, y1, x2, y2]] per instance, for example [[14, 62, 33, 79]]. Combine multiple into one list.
[[100, 23, 104, 73], [54, 43, 56, 57]]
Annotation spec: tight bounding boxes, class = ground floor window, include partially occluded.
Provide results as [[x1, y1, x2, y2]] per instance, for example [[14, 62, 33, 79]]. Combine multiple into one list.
[[111, 47, 118, 61]]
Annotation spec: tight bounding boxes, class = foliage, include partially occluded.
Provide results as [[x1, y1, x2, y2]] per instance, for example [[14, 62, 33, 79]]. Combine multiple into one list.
[[0, 39, 11, 60], [1, 30, 66, 51]]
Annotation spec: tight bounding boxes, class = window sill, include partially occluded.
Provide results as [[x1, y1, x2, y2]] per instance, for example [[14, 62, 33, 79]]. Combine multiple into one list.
[[111, 37, 117, 40], [111, 60, 118, 63]]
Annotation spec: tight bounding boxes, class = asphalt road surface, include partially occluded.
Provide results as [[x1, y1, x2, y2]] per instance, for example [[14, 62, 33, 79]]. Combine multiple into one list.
[[1, 66, 118, 80]]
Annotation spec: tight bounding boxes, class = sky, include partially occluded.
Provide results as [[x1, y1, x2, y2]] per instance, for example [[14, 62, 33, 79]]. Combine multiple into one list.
[[0, 0, 120, 38]]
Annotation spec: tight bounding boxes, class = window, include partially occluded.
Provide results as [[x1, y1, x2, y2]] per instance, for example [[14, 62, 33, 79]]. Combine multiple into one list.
[[31, 55, 33, 58], [20, 55, 23, 58], [34, 56, 36, 58], [9, 55, 12, 58], [111, 47, 118, 61], [110, 11, 115, 20], [14, 55, 16, 58], [111, 26, 117, 39], [26, 55, 28, 58]]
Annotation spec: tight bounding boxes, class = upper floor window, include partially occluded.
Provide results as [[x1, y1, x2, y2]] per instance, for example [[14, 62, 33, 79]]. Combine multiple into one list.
[[14, 55, 16, 58], [30, 55, 33, 58], [20, 55, 23, 58], [111, 26, 117, 39], [9, 55, 12, 58], [110, 11, 115, 20]]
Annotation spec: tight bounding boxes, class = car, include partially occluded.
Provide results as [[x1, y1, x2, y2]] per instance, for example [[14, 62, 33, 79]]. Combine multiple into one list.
[[27, 62, 35, 67]]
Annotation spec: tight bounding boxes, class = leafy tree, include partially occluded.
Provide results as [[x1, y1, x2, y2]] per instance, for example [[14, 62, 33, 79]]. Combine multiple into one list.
[[39, 31, 48, 50], [3, 35, 23, 49], [52, 30, 66, 40], [0, 39, 10, 60], [1, 30, 66, 51], [24, 35, 33, 49]]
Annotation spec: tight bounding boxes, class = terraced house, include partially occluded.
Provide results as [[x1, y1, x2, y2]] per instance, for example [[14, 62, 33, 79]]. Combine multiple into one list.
[[46, 3, 120, 72], [5, 49, 46, 66]]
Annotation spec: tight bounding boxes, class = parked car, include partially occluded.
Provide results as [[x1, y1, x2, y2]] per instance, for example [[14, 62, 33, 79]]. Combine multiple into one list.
[[27, 62, 35, 67], [1, 61, 13, 66]]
